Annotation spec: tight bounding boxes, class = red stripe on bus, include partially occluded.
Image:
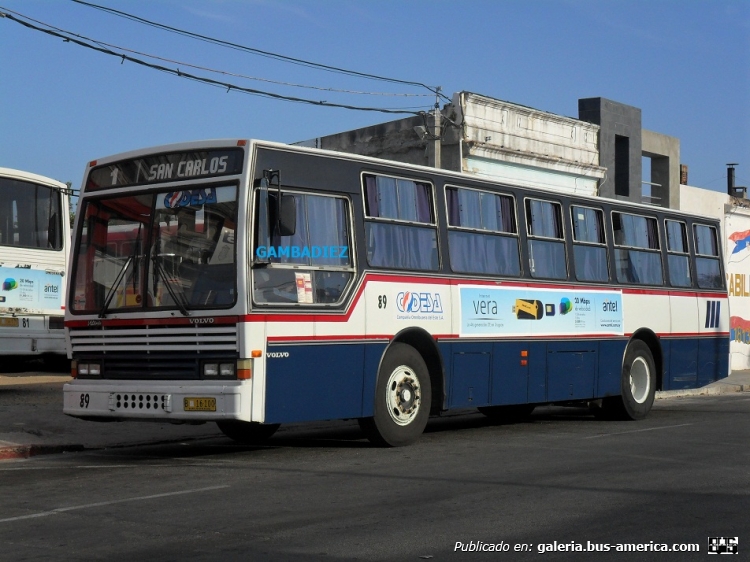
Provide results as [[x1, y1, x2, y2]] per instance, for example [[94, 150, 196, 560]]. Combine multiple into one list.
[[265, 331, 729, 344]]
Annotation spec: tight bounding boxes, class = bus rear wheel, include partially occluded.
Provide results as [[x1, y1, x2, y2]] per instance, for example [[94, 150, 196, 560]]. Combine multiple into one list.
[[358, 343, 431, 447], [598, 340, 656, 420], [217, 421, 280, 444]]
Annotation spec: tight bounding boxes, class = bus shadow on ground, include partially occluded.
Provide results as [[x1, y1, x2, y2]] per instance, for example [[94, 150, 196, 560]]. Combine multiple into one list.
[[85, 406, 605, 461]]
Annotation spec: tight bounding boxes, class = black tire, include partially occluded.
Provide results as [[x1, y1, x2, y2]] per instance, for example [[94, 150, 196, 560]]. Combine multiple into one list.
[[598, 340, 656, 420], [358, 342, 432, 447], [478, 404, 535, 423], [216, 420, 280, 444]]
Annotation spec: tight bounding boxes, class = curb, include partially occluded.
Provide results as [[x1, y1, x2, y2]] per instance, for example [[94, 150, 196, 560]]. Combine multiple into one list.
[[0, 443, 85, 461], [657, 383, 748, 399]]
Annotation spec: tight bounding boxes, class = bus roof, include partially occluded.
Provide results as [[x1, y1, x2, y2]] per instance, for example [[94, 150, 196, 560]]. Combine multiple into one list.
[[0, 167, 68, 191], [83, 138, 721, 223]]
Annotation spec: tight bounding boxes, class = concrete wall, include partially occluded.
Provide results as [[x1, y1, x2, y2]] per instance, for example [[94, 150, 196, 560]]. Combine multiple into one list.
[[295, 115, 455, 170], [643, 129, 680, 209], [579, 98, 643, 203], [681, 184, 750, 370]]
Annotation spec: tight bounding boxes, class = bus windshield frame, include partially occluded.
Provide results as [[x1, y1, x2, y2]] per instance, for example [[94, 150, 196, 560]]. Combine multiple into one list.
[[70, 184, 239, 316]]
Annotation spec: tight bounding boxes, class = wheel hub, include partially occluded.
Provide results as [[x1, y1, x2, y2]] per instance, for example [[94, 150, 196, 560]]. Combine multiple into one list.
[[629, 356, 651, 404], [386, 367, 421, 426]]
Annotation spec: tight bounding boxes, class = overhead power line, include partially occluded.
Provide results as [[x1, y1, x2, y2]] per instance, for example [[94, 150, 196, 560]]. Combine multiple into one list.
[[70, 0, 450, 102], [0, 8, 429, 115], [8, 8, 431, 98]]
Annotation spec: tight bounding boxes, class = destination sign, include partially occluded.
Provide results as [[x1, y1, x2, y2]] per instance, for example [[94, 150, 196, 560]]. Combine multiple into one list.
[[86, 148, 244, 190]]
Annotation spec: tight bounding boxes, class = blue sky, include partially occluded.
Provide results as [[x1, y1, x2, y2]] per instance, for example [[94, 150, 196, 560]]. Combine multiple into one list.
[[1, 0, 748, 196]]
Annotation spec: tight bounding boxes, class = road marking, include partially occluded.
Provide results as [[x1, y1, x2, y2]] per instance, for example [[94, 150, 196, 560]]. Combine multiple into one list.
[[583, 423, 693, 439], [0, 485, 228, 523]]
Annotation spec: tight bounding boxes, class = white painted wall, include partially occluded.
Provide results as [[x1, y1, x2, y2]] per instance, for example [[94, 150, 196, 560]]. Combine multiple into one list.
[[455, 92, 605, 196]]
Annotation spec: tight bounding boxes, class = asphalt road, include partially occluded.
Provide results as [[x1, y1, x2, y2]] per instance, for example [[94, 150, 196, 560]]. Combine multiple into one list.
[[0, 392, 747, 561]]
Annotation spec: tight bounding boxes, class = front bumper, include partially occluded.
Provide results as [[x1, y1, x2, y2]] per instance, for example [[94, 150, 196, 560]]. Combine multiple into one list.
[[63, 379, 251, 422]]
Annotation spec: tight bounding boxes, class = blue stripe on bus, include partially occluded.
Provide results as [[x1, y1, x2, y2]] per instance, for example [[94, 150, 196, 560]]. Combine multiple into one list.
[[263, 336, 728, 424]]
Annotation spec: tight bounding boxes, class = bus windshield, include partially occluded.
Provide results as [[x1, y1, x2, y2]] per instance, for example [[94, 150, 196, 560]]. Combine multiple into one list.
[[71, 185, 237, 314], [0, 177, 63, 250]]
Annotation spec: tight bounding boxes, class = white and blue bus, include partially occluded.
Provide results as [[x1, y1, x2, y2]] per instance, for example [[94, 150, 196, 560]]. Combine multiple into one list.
[[0, 167, 70, 360], [63, 140, 729, 445]]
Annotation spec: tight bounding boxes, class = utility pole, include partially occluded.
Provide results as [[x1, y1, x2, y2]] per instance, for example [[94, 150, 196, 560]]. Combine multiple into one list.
[[429, 86, 441, 169]]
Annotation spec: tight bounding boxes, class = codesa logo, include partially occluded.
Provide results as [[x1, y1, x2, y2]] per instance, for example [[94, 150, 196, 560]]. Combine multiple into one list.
[[396, 291, 444, 314]]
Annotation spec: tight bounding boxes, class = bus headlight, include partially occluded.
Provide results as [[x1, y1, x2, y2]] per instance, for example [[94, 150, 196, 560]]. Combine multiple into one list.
[[78, 363, 101, 376], [219, 363, 235, 376], [203, 363, 219, 376]]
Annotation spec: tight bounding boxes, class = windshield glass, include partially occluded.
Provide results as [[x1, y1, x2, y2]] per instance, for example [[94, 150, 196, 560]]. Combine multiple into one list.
[[0, 177, 63, 250], [71, 185, 237, 314]]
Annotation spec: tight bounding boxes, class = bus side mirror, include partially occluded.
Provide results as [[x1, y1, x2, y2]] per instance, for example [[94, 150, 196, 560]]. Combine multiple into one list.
[[278, 194, 296, 237]]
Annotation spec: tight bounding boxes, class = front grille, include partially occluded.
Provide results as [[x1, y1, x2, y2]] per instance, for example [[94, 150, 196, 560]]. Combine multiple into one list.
[[69, 323, 238, 353], [71, 322, 239, 380]]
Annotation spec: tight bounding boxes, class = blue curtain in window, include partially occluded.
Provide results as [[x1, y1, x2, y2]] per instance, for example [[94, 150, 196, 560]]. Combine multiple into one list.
[[574, 245, 608, 282], [365, 176, 437, 270], [528, 200, 562, 238], [365, 175, 379, 217], [448, 231, 520, 276]]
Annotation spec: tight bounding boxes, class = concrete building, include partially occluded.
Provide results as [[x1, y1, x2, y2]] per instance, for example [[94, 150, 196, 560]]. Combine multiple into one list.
[[298, 91, 683, 210], [300, 92, 605, 196]]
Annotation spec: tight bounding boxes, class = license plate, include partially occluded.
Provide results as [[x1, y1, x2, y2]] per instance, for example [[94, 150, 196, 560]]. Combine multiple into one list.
[[183, 397, 216, 412], [0, 317, 19, 327]]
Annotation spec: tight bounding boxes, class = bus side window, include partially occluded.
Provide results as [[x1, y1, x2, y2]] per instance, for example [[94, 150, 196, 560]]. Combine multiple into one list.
[[571, 205, 608, 282], [363, 174, 439, 271], [525, 198, 567, 280], [253, 190, 354, 305], [665, 219, 691, 287], [694, 224, 722, 289], [445, 186, 520, 277], [612, 211, 663, 286]]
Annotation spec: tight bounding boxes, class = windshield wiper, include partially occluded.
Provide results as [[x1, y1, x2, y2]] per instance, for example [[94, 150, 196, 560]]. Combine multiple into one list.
[[151, 254, 190, 316], [98, 255, 133, 318]]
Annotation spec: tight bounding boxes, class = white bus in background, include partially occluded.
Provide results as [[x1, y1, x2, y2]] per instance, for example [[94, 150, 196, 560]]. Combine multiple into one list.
[[0, 168, 70, 360]]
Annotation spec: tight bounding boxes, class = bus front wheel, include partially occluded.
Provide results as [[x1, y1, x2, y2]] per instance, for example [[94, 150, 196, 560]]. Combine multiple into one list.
[[358, 343, 431, 447], [217, 421, 280, 444], [598, 340, 656, 420]]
